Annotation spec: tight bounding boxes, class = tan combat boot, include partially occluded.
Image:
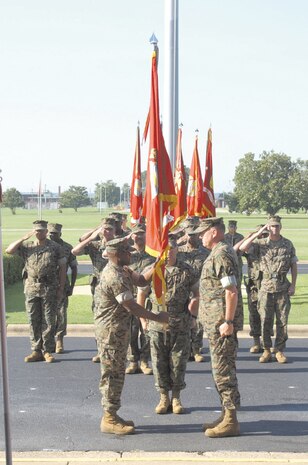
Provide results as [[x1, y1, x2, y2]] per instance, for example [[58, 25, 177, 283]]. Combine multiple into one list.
[[205, 409, 240, 438], [43, 352, 55, 363], [140, 361, 153, 375], [92, 354, 100, 363], [202, 408, 225, 432], [250, 336, 262, 354], [276, 351, 287, 363], [171, 392, 184, 414], [56, 338, 63, 354], [125, 362, 139, 374], [155, 390, 170, 414], [100, 412, 135, 435], [259, 349, 272, 363], [194, 353, 205, 363], [24, 351, 44, 363]]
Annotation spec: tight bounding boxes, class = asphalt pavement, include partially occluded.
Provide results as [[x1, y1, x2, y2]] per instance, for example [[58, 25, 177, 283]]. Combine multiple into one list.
[[1, 336, 307, 464]]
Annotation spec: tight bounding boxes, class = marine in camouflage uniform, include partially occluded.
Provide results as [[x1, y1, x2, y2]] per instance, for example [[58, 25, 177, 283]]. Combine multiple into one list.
[[6, 220, 66, 363], [125, 224, 155, 375], [178, 226, 210, 362], [72, 218, 115, 362], [240, 216, 298, 364], [94, 237, 168, 435], [48, 223, 78, 353], [224, 220, 244, 283], [241, 226, 270, 353], [138, 238, 199, 414], [196, 217, 241, 438]]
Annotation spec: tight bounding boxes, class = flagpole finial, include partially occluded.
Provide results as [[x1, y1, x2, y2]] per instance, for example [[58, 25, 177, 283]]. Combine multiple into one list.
[[179, 122, 183, 128], [137, 120, 140, 127], [149, 33, 158, 46]]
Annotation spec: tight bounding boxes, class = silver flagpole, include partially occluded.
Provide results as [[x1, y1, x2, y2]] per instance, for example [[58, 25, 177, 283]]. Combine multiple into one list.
[[164, 0, 179, 172], [0, 173, 13, 465]]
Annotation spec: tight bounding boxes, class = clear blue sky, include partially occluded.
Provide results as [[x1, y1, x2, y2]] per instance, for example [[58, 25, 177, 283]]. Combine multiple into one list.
[[1, 0, 307, 194]]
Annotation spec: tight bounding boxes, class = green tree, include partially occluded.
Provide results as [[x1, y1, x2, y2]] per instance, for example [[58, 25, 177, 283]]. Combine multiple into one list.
[[233, 153, 262, 214], [257, 151, 300, 215], [60, 186, 90, 212], [94, 180, 121, 207], [233, 151, 302, 215], [223, 191, 239, 213], [3, 188, 25, 214]]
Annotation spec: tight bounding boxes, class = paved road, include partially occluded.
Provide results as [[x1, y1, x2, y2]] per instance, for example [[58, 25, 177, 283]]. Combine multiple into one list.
[[1, 337, 307, 453]]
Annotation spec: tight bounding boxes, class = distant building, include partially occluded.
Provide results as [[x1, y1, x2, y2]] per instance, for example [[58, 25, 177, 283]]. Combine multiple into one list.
[[215, 193, 226, 208], [22, 191, 60, 210]]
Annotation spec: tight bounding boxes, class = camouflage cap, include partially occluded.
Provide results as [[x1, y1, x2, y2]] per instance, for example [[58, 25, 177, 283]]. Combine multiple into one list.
[[33, 220, 48, 231], [48, 223, 62, 233], [186, 226, 199, 236], [105, 236, 130, 253], [101, 217, 116, 229], [193, 217, 224, 234], [228, 220, 237, 226], [109, 212, 122, 222], [131, 223, 146, 234], [268, 215, 281, 226]]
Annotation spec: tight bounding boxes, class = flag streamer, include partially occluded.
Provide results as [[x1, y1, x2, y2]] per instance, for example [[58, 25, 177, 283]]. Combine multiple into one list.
[[202, 128, 216, 217]]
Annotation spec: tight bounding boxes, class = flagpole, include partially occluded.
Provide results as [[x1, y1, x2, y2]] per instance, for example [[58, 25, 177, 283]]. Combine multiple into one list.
[[164, 0, 179, 172], [0, 173, 13, 465]]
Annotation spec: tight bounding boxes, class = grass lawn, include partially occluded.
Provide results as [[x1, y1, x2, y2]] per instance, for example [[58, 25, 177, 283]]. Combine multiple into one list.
[[1, 207, 308, 260], [4, 274, 308, 325]]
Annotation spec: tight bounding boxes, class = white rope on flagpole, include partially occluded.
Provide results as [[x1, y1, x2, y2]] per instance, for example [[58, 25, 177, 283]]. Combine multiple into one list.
[[0, 172, 13, 465]]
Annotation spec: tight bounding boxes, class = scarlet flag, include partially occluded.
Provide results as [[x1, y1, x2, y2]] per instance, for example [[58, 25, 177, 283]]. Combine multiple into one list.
[[130, 125, 143, 224], [171, 127, 187, 229], [202, 128, 216, 217], [142, 47, 177, 303], [187, 135, 203, 217]]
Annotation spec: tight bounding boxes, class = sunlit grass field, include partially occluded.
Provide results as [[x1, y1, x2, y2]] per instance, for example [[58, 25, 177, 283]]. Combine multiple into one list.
[[1, 207, 308, 260], [3, 274, 308, 325]]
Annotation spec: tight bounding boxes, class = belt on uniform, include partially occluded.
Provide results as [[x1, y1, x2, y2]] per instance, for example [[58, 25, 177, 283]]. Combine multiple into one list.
[[263, 272, 286, 281]]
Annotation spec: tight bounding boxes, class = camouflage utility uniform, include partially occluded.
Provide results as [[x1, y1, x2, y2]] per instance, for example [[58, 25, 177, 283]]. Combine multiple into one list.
[[127, 249, 155, 365], [243, 243, 263, 338], [54, 239, 77, 339], [17, 240, 66, 354], [225, 231, 244, 283], [144, 260, 199, 394], [199, 241, 242, 410], [255, 236, 298, 351], [84, 240, 108, 310], [178, 244, 209, 358], [94, 261, 134, 413]]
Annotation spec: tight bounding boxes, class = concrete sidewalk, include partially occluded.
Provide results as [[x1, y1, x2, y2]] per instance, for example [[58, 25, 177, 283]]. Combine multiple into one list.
[[1, 451, 308, 465]]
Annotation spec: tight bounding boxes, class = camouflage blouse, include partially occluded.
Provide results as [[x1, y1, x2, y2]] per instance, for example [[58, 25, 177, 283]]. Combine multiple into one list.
[[199, 241, 243, 334]]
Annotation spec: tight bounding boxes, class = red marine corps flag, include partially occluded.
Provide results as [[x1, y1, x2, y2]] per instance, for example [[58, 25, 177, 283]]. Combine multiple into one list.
[[202, 128, 216, 217], [171, 126, 187, 229], [142, 43, 177, 303], [130, 124, 143, 225], [187, 133, 203, 217]]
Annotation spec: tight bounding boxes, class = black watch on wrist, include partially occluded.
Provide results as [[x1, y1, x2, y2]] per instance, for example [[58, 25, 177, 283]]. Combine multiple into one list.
[[224, 320, 234, 325]]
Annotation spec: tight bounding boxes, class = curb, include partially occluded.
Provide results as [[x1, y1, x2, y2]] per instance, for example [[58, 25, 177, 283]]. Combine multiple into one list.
[[1, 451, 308, 464]]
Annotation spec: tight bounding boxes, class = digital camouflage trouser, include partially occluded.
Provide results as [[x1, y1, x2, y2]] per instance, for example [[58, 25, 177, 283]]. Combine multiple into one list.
[[55, 295, 69, 339], [96, 325, 130, 413], [25, 292, 57, 354], [149, 329, 190, 393], [208, 331, 240, 410], [258, 290, 291, 351], [127, 315, 151, 363], [190, 319, 204, 355]]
